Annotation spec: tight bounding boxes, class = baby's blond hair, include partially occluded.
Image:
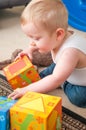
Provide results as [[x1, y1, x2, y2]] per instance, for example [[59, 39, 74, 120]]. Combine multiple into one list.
[[21, 0, 68, 33]]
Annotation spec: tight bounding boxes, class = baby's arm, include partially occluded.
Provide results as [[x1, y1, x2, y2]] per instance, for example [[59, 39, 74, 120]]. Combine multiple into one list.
[[8, 48, 79, 99]]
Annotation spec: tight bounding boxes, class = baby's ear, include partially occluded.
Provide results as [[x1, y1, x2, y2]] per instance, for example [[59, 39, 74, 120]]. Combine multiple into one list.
[[56, 28, 65, 41]]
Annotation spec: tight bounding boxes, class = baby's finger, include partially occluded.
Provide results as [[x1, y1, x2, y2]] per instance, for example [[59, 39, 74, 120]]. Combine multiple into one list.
[[11, 93, 22, 100], [14, 53, 28, 61], [8, 91, 17, 98], [20, 53, 27, 57], [8, 88, 20, 98], [14, 55, 21, 61]]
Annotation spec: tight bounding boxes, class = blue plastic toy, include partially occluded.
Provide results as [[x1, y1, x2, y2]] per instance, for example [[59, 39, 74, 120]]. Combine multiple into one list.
[[62, 0, 86, 32], [0, 96, 17, 130]]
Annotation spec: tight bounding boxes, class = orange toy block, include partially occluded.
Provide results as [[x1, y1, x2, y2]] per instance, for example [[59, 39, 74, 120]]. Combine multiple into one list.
[[3, 56, 40, 89], [10, 92, 62, 130]]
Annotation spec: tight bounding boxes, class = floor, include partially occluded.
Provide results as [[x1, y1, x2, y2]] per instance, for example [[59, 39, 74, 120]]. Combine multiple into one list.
[[0, 6, 86, 118]]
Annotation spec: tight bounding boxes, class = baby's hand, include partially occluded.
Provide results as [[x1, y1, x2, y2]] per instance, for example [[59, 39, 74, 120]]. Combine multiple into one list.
[[14, 51, 29, 61], [8, 87, 28, 99]]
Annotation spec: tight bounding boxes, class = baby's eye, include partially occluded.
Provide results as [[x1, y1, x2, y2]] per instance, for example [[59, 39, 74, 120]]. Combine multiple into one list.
[[34, 37, 41, 41]]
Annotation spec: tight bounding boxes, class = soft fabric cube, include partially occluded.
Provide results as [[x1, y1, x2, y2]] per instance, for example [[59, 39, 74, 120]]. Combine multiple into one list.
[[3, 56, 40, 89], [10, 92, 62, 130]]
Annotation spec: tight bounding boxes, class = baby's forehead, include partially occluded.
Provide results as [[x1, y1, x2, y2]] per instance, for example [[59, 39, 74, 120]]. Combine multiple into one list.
[[22, 21, 46, 35]]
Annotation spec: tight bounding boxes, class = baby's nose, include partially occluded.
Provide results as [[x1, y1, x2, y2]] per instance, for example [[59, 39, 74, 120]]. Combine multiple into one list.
[[31, 42, 36, 46]]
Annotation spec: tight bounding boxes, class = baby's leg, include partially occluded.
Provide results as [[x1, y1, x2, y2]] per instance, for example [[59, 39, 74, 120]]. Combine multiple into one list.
[[63, 81, 86, 108], [39, 63, 56, 78]]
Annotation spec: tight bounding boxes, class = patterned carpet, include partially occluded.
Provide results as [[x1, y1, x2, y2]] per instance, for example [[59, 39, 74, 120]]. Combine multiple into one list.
[[0, 75, 86, 130], [0, 75, 13, 96], [62, 107, 86, 130]]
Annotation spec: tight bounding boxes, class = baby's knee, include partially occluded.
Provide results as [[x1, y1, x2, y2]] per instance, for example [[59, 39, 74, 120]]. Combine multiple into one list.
[[63, 83, 86, 108], [67, 94, 86, 108]]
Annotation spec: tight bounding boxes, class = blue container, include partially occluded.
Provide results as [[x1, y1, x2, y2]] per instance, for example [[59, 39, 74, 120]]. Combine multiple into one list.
[[62, 0, 86, 32], [0, 96, 17, 130]]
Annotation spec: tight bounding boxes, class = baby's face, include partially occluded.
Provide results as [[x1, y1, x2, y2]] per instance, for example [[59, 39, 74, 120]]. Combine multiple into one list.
[[21, 22, 58, 53]]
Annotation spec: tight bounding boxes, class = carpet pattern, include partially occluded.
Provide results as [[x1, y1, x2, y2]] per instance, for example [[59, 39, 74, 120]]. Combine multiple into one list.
[[62, 107, 86, 130], [0, 75, 86, 130], [0, 75, 13, 96]]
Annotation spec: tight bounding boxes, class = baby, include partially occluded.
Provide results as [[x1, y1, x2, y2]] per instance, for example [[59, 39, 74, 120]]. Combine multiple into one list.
[[8, 0, 86, 108]]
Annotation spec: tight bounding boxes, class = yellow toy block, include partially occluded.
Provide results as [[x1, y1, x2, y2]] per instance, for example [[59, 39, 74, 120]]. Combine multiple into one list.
[[10, 92, 62, 130], [3, 56, 40, 89]]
